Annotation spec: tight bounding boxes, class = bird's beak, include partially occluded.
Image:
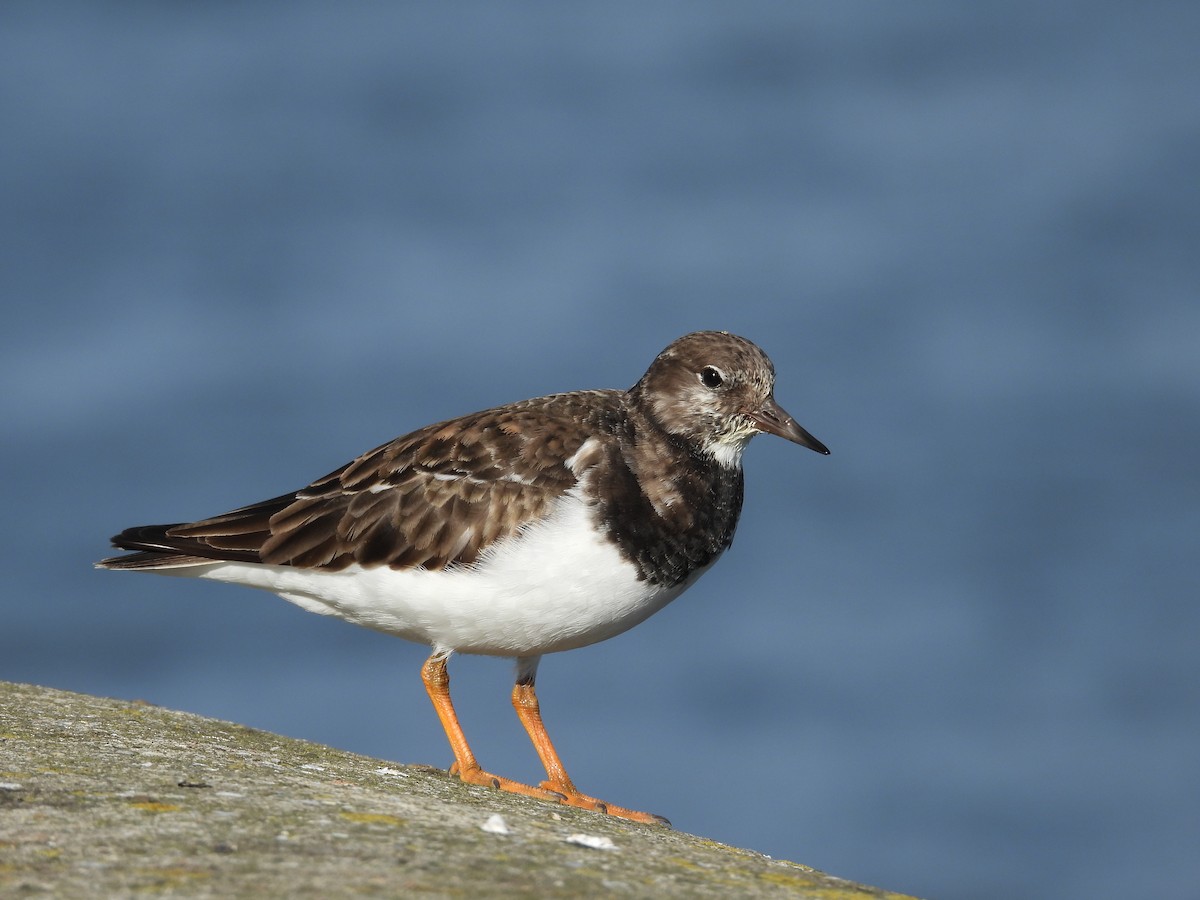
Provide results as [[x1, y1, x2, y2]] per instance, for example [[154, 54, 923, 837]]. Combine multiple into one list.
[[748, 397, 830, 455]]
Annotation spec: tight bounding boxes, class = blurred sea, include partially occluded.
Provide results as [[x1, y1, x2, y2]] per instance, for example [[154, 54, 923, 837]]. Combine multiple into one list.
[[3, 3, 1198, 898]]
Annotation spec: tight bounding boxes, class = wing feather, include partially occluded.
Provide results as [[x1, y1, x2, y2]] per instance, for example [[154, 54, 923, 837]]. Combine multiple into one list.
[[100, 390, 624, 573]]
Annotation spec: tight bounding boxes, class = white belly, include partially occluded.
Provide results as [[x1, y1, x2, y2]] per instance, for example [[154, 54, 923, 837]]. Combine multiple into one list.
[[163, 490, 711, 658]]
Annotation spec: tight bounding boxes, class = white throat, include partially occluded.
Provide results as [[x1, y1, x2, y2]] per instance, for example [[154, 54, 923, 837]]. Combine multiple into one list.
[[704, 435, 751, 469]]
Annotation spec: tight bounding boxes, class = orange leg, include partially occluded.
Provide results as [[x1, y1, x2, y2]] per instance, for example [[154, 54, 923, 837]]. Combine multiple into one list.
[[420, 653, 565, 803], [420, 653, 668, 826], [511, 674, 670, 827]]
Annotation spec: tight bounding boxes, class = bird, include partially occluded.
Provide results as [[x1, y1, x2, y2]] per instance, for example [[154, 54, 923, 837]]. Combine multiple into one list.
[[98, 330, 829, 825]]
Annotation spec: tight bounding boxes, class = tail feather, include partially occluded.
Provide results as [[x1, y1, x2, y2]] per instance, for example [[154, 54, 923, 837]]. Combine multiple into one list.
[[97, 492, 299, 571], [96, 550, 225, 570], [97, 523, 265, 570]]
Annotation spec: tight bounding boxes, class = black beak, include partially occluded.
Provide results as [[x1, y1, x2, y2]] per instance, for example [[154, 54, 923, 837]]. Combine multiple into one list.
[[748, 397, 830, 455]]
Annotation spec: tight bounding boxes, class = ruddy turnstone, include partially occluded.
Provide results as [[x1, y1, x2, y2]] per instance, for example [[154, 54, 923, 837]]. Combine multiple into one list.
[[99, 330, 828, 825]]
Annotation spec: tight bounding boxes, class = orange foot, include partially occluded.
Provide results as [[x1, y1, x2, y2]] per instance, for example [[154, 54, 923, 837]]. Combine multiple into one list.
[[448, 763, 669, 826], [539, 780, 671, 826], [449, 761, 567, 803]]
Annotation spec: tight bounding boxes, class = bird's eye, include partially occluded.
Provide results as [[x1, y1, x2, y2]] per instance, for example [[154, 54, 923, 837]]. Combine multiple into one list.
[[699, 366, 725, 389]]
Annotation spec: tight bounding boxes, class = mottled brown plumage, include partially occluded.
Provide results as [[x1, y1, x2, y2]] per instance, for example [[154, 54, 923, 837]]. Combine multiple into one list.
[[184, 392, 604, 572], [101, 332, 827, 583]]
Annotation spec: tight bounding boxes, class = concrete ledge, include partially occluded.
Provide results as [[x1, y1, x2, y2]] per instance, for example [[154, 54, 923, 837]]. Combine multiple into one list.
[[0, 681, 918, 898]]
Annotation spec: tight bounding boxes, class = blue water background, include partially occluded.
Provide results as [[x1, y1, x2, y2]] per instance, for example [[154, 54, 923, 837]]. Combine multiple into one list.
[[3, 4, 1198, 897]]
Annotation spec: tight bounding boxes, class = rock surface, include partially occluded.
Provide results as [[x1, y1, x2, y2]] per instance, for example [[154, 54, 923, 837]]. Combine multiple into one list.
[[0, 681, 919, 898]]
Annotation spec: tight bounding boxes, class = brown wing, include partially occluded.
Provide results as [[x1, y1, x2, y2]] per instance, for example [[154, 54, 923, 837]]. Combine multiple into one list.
[[100, 390, 623, 572]]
